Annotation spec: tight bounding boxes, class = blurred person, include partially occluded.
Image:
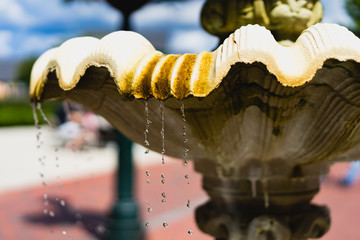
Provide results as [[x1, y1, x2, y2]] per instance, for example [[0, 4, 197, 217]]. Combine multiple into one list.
[[57, 101, 99, 151]]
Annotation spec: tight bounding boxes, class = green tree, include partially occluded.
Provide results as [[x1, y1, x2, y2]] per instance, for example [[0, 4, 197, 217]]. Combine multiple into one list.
[[346, 0, 360, 35]]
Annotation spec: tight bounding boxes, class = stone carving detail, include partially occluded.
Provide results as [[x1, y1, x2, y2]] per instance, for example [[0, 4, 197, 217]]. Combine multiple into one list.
[[196, 201, 330, 239], [201, 0, 323, 41]]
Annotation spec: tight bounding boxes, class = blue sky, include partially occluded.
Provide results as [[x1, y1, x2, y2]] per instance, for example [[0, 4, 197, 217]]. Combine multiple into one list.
[[0, 0, 120, 59], [0, 0, 355, 61]]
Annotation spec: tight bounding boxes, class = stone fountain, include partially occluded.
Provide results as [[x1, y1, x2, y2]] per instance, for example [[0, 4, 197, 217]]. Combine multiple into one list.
[[29, 0, 360, 239]]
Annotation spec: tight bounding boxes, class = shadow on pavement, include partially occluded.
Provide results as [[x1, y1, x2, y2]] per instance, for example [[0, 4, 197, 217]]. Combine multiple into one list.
[[23, 197, 108, 240]]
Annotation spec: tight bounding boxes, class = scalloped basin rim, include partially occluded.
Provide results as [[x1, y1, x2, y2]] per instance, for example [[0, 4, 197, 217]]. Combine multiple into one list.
[[30, 23, 360, 101]]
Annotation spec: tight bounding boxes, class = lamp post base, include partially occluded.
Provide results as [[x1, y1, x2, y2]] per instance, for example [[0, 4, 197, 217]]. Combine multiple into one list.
[[106, 199, 144, 240]]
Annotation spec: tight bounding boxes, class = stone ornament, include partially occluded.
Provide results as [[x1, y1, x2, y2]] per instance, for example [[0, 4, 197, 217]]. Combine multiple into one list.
[[200, 0, 323, 41]]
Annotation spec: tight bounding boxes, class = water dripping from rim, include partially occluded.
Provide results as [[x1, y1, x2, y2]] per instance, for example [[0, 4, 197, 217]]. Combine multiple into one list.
[[31, 102, 40, 129], [160, 100, 165, 165], [36, 102, 53, 127]]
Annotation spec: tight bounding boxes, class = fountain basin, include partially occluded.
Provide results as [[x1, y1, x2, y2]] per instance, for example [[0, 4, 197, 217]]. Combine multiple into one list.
[[30, 23, 360, 239], [30, 23, 360, 169]]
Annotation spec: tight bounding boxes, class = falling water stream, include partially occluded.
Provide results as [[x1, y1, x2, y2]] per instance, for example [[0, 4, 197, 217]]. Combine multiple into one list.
[[32, 101, 73, 238], [143, 99, 195, 236], [144, 100, 152, 228], [34, 98, 196, 237], [180, 100, 193, 235], [31, 102, 40, 129], [36, 102, 53, 127], [160, 100, 166, 166], [144, 100, 151, 154], [249, 177, 258, 198]]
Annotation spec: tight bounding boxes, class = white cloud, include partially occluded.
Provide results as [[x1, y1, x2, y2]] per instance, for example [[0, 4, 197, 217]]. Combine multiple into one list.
[[322, 0, 354, 27], [132, 1, 204, 30], [167, 29, 218, 54], [0, 0, 35, 27], [20, 0, 120, 32], [0, 0, 121, 59], [18, 34, 62, 56], [0, 31, 13, 58]]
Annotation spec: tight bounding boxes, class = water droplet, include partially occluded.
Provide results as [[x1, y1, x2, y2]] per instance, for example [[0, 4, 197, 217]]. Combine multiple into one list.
[[43, 209, 48, 215], [188, 230, 193, 235], [185, 175, 189, 179], [161, 173, 165, 178], [145, 149, 149, 154], [49, 211, 55, 217], [262, 179, 269, 208], [144, 140, 149, 146], [184, 160, 188, 166], [146, 179, 150, 183], [42, 181, 47, 186], [187, 199, 191, 208], [147, 208, 152, 212], [146, 170, 150, 176], [39, 173, 44, 178], [36, 132, 41, 141], [162, 199, 166, 203], [145, 222, 150, 227], [146, 201, 151, 206], [62, 230, 67, 235], [161, 192, 166, 198], [60, 200, 66, 207], [162, 221, 168, 228], [249, 178, 257, 198], [161, 179, 165, 184], [96, 224, 105, 234]]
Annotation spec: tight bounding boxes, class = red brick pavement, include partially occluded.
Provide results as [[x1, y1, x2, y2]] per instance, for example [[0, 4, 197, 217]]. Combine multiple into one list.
[[0, 159, 359, 240]]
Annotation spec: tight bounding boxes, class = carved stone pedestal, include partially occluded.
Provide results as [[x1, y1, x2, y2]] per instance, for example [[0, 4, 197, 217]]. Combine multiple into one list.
[[195, 160, 330, 240]]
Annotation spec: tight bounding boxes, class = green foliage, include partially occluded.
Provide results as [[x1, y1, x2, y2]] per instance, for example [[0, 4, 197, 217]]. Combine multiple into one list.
[[0, 99, 60, 127], [346, 0, 360, 35], [13, 57, 37, 87]]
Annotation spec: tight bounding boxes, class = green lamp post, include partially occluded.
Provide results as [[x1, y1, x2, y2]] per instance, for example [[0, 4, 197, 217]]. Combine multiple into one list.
[[104, 1, 150, 239], [107, 130, 143, 240]]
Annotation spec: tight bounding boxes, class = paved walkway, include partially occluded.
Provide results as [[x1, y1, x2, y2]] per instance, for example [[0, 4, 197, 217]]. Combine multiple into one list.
[[0, 126, 359, 239]]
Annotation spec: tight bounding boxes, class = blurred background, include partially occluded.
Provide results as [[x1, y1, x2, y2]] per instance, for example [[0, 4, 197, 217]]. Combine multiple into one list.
[[0, 0, 360, 239]]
